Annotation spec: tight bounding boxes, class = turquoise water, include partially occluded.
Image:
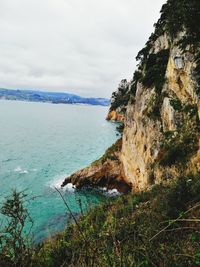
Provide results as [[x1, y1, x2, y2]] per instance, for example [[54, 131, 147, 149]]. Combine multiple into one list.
[[0, 100, 118, 242]]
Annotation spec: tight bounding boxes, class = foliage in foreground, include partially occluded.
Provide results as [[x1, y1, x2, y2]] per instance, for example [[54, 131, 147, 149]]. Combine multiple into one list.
[[1, 174, 200, 266], [32, 173, 200, 267], [0, 190, 33, 267]]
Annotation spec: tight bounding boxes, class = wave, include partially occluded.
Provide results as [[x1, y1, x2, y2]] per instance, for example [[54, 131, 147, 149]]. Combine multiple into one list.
[[64, 183, 76, 192], [101, 187, 122, 197], [48, 175, 120, 196], [14, 166, 29, 174], [48, 174, 76, 193]]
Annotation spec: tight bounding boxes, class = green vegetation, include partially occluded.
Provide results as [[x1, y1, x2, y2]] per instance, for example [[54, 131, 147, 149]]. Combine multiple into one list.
[[157, 0, 200, 97], [135, 48, 170, 122], [130, 71, 143, 96], [116, 123, 124, 136], [152, 0, 200, 49], [170, 97, 182, 112], [1, 173, 200, 267], [140, 49, 170, 94], [135, 0, 200, 95], [143, 92, 168, 120], [92, 139, 122, 165], [110, 80, 130, 113], [0, 190, 33, 267], [109, 0, 200, 118], [29, 173, 200, 266], [110, 92, 130, 113], [160, 106, 199, 166], [109, 71, 142, 117], [100, 139, 121, 163]]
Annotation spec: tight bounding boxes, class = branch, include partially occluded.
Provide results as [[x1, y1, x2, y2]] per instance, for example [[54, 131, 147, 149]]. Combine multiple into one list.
[[149, 202, 200, 242], [54, 187, 86, 242]]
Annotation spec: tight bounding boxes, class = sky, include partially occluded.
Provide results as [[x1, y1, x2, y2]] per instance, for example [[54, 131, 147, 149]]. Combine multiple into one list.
[[0, 0, 166, 98]]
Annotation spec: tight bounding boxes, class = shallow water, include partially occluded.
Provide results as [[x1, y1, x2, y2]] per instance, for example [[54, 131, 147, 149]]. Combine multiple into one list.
[[0, 100, 118, 242]]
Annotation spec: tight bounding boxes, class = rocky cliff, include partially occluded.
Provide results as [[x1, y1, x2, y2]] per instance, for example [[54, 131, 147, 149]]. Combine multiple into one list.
[[122, 35, 199, 191], [63, 0, 200, 193]]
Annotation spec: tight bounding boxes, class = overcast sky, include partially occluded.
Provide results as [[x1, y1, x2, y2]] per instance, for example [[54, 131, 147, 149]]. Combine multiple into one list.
[[0, 0, 166, 98]]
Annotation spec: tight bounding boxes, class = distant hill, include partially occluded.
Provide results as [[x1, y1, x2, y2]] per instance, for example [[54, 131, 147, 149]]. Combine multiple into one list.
[[0, 88, 109, 106]]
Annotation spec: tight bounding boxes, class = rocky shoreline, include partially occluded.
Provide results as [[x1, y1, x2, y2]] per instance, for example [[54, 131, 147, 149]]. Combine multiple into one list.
[[61, 139, 131, 193]]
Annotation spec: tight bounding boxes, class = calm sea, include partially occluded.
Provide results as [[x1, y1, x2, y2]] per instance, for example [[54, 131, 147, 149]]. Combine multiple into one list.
[[0, 100, 118, 242]]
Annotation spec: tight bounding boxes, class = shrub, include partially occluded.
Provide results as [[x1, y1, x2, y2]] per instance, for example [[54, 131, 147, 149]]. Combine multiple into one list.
[[130, 70, 143, 96], [170, 98, 182, 112], [0, 190, 33, 267], [32, 173, 200, 267], [92, 139, 122, 165], [160, 112, 199, 166], [141, 49, 170, 94], [116, 123, 124, 135]]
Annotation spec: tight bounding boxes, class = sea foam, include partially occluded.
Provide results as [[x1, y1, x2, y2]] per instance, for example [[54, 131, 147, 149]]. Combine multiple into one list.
[[49, 175, 76, 193], [14, 166, 29, 174], [101, 187, 121, 197]]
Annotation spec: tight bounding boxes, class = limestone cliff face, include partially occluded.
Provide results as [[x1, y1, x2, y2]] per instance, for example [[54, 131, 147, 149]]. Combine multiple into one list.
[[63, 1, 200, 193], [62, 36, 199, 193], [121, 33, 199, 191], [121, 84, 163, 191]]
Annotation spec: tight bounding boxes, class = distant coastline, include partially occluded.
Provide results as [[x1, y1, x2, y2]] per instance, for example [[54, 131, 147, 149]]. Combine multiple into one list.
[[0, 88, 109, 106]]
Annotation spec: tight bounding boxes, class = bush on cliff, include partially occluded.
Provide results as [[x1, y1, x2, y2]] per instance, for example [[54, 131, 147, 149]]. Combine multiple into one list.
[[140, 49, 170, 94], [160, 105, 199, 166]]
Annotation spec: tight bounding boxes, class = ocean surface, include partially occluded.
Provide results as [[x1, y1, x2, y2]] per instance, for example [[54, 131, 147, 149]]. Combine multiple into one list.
[[0, 100, 118, 242]]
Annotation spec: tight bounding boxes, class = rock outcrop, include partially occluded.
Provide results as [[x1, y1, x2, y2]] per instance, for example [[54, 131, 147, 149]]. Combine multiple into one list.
[[106, 79, 134, 122], [62, 139, 131, 193], [106, 110, 124, 122]]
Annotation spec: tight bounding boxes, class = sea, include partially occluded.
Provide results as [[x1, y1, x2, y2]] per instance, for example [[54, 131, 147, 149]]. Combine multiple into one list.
[[0, 100, 118, 242]]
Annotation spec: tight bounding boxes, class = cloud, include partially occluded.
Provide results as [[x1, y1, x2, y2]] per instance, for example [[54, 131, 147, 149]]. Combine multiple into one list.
[[0, 0, 166, 97]]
